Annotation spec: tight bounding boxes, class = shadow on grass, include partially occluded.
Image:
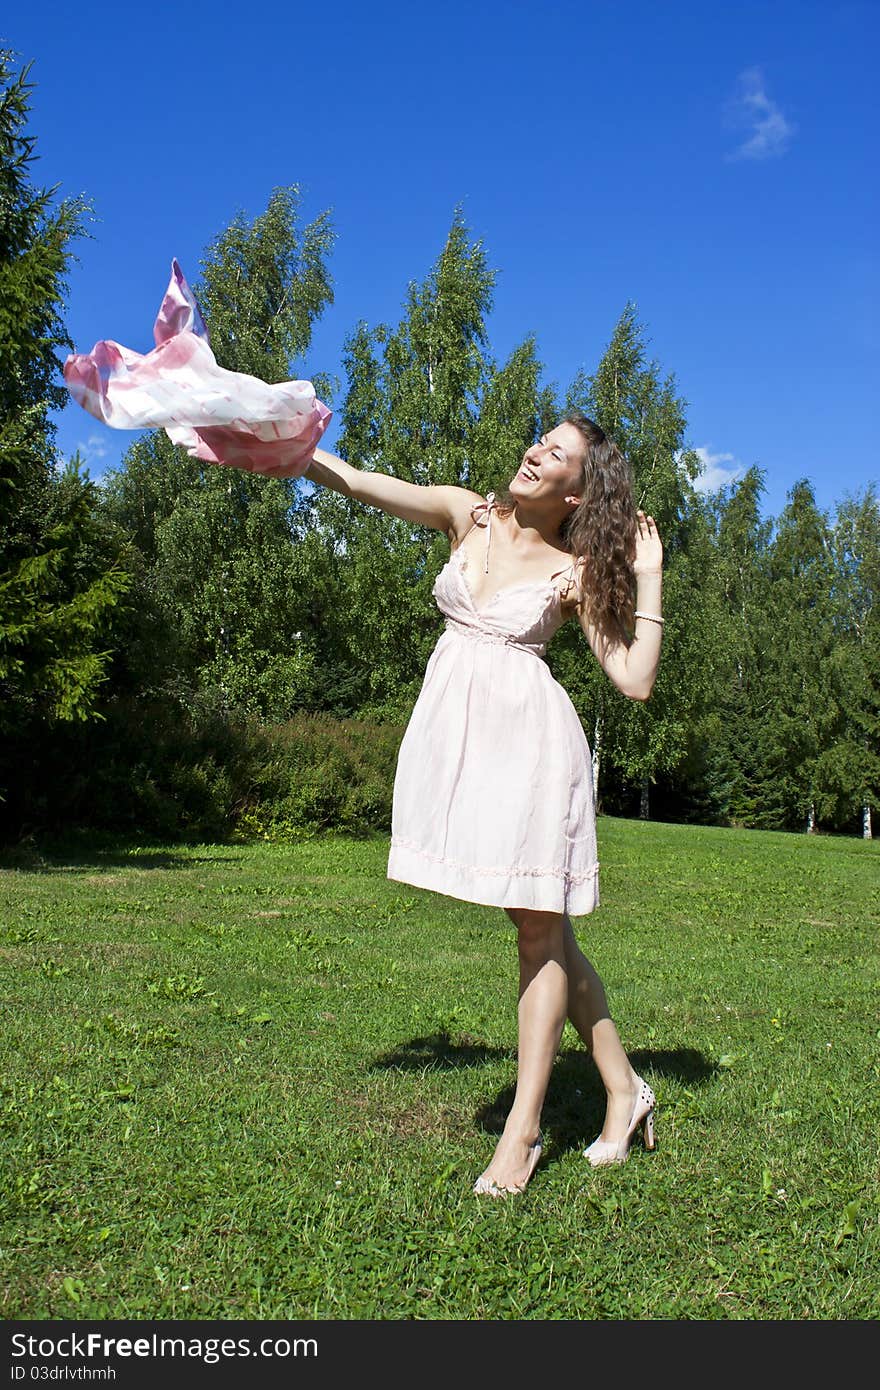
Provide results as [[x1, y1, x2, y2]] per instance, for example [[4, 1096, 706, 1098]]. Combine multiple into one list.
[[372, 1029, 509, 1072], [374, 1033, 716, 1152], [476, 1046, 717, 1151], [0, 832, 239, 873]]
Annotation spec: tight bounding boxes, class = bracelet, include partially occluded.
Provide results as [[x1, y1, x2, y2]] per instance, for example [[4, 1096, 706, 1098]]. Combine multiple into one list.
[[634, 611, 664, 625]]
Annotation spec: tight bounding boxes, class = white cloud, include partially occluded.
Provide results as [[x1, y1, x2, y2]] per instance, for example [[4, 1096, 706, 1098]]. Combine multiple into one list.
[[77, 432, 110, 464], [688, 446, 745, 494], [724, 66, 795, 161]]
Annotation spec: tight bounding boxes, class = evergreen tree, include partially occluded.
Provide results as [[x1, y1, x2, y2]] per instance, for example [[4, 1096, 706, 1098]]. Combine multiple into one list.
[[824, 486, 880, 835], [0, 51, 131, 745], [698, 466, 775, 828], [755, 481, 841, 830]]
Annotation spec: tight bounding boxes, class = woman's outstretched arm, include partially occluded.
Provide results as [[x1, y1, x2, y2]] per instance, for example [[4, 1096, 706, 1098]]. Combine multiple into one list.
[[304, 447, 482, 542]]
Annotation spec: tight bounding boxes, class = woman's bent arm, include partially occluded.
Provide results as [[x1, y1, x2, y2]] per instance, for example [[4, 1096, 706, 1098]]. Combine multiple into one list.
[[304, 447, 481, 541], [576, 566, 663, 701]]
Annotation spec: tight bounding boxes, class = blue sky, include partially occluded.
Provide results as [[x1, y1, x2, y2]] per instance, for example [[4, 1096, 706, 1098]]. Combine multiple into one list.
[[7, 0, 877, 523]]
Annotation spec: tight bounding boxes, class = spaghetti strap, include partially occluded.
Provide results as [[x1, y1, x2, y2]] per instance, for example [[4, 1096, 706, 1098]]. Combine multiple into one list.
[[550, 558, 578, 602], [459, 492, 497, 573]]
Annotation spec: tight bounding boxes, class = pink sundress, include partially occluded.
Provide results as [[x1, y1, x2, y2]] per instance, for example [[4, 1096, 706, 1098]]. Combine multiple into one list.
[[387, 494, 600, 916]]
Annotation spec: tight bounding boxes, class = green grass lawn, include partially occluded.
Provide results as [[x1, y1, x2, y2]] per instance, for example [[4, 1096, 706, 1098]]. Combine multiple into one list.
[[1, 817, 877, 1320]]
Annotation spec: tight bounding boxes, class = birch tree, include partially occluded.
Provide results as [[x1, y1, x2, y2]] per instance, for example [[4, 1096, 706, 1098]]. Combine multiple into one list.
[[99, 187, 336, 719], [305, 209, 503, 716]]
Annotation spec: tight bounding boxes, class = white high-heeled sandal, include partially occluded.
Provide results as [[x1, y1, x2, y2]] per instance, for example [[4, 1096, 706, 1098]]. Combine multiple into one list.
[[473, 1134, 543, 1196], [584, 1077, 656, 1167]]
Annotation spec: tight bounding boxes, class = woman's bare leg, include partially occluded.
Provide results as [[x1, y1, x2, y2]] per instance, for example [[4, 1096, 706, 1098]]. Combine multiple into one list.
[[562, 912, 641, 1142], [475, 908, 567, 1191]]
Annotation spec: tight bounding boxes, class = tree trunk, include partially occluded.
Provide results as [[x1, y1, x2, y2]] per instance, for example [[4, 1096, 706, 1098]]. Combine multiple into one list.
[[806, 801, 816, 834], [591, 714, 603, 809], [640, 775, 650, 820], [863, 802, 873, 840]]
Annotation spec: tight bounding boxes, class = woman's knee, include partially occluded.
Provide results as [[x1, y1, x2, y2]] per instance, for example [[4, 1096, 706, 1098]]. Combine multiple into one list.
[[507, 907, 565, 961]]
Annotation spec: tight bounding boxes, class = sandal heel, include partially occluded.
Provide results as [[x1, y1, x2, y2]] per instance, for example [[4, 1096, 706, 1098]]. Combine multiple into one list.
[[584, 1076, 657, 1167], [643, 1107, 655, 1151]]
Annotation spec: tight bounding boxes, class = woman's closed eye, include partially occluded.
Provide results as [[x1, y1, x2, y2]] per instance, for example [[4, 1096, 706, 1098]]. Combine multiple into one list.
[[540, 437, 565, 461]]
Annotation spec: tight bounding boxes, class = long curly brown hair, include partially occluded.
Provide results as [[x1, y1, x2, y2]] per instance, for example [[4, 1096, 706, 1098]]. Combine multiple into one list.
[[493, 411, 638, 646]]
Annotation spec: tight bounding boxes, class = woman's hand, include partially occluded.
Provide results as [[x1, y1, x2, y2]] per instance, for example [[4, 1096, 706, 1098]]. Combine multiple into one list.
[[634, 510, 663, 576]]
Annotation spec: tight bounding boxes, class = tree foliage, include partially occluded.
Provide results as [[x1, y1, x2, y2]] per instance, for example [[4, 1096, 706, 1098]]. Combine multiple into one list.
[[1, 80, 876, 841], [304, 208, 548, 717], [549, 304, 704, 818], [0, 51, 132, 753], [99, 186, 337, 721]]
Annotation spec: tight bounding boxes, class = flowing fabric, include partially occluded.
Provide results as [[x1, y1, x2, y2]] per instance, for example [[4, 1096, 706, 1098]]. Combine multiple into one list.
[[63, 260, 331, 477]]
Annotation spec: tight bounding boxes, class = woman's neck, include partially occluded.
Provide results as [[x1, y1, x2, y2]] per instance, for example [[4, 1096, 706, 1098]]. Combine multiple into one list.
[[501, 497, 570, 554]]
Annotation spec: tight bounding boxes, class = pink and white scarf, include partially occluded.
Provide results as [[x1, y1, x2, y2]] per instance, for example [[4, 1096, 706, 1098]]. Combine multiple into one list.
[[64, 260, 331, 477]]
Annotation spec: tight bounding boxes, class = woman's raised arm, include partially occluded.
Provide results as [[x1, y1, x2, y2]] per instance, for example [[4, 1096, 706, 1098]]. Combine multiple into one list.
[[304, 448, 482, 543]]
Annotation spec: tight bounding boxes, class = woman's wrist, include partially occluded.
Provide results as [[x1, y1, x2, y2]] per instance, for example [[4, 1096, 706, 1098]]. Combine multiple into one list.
[[633, 568, 663, 626], [635, 569, 662, 597]]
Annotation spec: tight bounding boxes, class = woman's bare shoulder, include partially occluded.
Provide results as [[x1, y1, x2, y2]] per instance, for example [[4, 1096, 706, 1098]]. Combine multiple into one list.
[[444, 487, 490, 543]]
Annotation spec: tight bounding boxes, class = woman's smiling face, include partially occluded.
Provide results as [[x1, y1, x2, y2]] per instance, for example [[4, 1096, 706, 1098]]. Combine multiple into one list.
[[509, 422, 586, 505]]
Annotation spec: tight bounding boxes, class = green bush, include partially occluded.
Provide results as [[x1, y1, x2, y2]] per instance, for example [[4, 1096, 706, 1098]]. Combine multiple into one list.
[[0, 692, 405, 844], [236, 712, 401, 840]]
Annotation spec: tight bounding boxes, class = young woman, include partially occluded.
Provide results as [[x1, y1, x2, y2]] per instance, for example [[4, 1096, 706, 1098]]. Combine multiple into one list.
[[304, 412, 664, 1195]]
